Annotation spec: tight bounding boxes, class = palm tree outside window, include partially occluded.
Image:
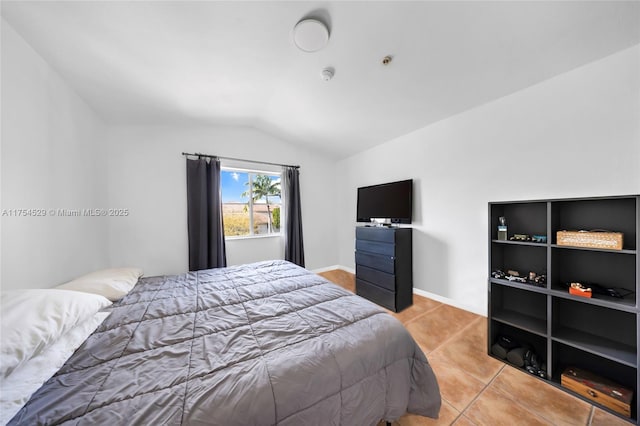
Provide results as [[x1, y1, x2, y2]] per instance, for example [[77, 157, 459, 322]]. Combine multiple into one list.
[[220, 168, 281, 238]]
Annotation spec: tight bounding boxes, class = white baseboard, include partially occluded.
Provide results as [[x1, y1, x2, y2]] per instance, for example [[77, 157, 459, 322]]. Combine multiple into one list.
[[313, 265, 485, 316], [412, 288, 486, 317], [312, 265, 355, 274]]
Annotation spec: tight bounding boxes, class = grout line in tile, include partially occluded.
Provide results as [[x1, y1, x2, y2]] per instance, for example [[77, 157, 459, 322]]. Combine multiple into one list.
[[399, 302, 444, 327], [488, 365, 597, 426], [401, 305, 442, 327], [427, 314, 484, 356], [449, 410, 465, 425], [459, 362, 506, 419], [325, 269, 596, 425], [490, 377, 560, 426]]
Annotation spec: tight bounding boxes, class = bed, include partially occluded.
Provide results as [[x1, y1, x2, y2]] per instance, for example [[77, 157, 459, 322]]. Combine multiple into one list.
[[6, 260, 440, 425]]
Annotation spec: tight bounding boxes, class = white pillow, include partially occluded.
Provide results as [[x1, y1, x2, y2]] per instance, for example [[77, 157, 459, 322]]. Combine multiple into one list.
[[0, 289, 111, 379], [56, 267, 142, 301], [0, 311, 110, 425]]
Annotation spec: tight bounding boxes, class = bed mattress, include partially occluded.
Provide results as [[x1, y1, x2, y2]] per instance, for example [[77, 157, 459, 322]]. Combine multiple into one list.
[[9, 260, 440, 425]]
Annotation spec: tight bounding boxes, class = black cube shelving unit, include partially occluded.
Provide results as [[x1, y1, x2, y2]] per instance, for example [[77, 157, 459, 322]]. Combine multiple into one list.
[[488, 195, 639, 424]]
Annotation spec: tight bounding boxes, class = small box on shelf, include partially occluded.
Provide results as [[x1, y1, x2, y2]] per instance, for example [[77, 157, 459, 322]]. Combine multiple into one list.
[[561, 366, 632, 418], [568, 282, 592, 298], [557, 230, 623, 250]]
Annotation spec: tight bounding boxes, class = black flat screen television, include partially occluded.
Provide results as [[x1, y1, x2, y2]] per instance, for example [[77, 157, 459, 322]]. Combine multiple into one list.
[[356, 179, 413, 224]]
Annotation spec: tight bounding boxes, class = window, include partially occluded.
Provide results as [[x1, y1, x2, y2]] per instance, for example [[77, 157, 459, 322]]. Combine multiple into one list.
[[221, 168, 281, 238]]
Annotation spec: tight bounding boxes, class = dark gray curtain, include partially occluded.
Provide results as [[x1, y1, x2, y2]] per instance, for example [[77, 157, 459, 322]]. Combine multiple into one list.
[[283, 166, 305, 267], [186, 157, 226, 270]]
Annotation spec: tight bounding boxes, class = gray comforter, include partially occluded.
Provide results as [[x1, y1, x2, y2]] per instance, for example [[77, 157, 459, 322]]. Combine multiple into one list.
[[9, 260, 440, 425]]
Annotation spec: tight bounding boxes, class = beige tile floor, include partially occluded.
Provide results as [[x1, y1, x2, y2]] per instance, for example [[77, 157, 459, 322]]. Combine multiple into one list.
[[317, 269, 632, 426]]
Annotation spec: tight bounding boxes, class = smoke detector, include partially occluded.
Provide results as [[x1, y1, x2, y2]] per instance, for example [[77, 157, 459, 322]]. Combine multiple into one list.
[[321, 67, 334, 81]]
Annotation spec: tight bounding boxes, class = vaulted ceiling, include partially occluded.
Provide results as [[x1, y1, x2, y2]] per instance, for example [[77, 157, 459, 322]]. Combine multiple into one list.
[[2, 1, 639, 158]]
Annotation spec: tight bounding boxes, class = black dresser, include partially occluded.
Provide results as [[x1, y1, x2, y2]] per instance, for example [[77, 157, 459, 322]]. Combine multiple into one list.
[[355, 226, 413, 312]]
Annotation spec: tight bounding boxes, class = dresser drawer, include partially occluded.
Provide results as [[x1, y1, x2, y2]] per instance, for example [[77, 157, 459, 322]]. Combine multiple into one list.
[[355, 226, 396, 243], [355, 239, 395, 256], [355, 251, 395, 274], [356, 265, 395, 291], [356, 279, 395, 311]]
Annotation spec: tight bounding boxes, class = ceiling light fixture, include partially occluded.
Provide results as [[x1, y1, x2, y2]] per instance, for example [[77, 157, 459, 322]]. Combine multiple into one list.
[[293, 19, 329, 52]]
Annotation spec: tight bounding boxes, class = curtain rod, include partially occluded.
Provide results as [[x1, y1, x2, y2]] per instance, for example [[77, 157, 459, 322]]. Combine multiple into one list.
[[181, 152, 299, 169]]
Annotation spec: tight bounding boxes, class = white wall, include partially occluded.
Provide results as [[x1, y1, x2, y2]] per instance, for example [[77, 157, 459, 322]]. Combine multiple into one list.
[[3, 12, 637, 311], [1, 17, 338, 284], [105, 125, 338, 277], [337, 45, 640, 315], [1, 20, 109, 290]]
